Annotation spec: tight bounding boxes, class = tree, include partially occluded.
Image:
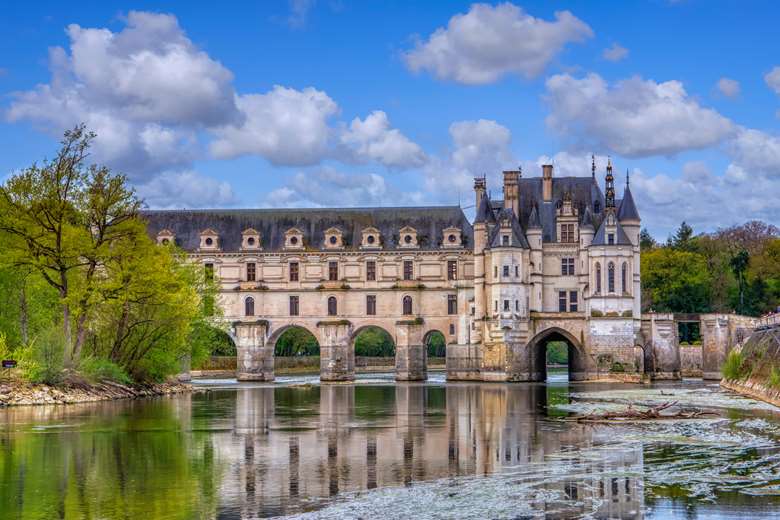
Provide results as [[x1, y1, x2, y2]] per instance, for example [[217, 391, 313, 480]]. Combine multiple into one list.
[[639, 228, 657, 251], [0, 125, 140, 364], [669, 221, 696, 252], [730, 249, 750, 314], [355, 327, 395, 357], [641, 248, 712, 313], [274, 328, 320, 356]]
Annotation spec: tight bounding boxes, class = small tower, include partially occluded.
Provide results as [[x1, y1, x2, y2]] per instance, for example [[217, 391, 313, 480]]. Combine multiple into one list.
[[605, 157, 615, 211]]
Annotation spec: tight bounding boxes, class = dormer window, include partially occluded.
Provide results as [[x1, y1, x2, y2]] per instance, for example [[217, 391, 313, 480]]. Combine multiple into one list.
[[399, 226, 418, 248], [156, 229, 175, 246], [199, 229, 220, 251], [608, 233, 615, 245], [323, 227, 344, 249], [360, 226, 381, 249], [284, 228, 304, 250], [502, 235, 509, 246], [442, 226, 462, 248], [241, 228, 261, 250]]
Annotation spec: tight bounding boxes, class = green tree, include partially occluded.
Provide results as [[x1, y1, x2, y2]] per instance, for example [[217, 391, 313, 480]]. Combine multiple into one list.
[[355, 327, 395, 357], [274, 327, 320, 356], [639, 228, 657, 251], [425, 331, 446, 357], [730, 249, 750, 314], [641, 247, 712, 312], [669, 221, 696, 252]]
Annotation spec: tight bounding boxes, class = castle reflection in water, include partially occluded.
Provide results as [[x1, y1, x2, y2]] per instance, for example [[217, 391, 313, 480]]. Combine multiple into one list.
[[216, 383, 643, 518]]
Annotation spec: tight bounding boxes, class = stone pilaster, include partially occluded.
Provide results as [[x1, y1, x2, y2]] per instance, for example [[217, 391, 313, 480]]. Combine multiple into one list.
[[395, 321, 426, 381], [235, 321, 274, 381], [318, 321, 354, 382], [640, 313, 680, 380]]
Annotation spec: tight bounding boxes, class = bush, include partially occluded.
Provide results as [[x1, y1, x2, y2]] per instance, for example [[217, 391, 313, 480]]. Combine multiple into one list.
[[722, 350, 748, 381], [79, 357, 132, 385], [770, 367, 780, 389], [18, 327, 65, 384]]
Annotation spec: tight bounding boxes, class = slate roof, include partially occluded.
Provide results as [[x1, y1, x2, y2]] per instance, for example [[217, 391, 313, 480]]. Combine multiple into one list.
[[592, 215, 633, 246], [141, 207, 473, 252], [488, 208, 530, 249], [617, 185, 640, 221], [474, 193, 497, 224]]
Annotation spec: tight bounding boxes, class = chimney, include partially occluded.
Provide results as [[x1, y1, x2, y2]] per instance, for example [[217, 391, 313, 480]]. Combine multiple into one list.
[[542, 164, 553, 202], [474, 177, 486, 209], [502, 169, 520, 217]]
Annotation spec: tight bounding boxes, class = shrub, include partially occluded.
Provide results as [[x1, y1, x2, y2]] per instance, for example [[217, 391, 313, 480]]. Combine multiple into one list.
[[79, 357, 132, 385], [722, 350, 748, 381], [610, 362, 625, 373], [591, 310, 604, 317], [18, 327, 65, 384], [770, 367, 780, 389]]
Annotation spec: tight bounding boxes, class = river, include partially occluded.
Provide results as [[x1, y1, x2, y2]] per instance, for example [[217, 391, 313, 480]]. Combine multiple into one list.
[[2, 371, 780, 519]]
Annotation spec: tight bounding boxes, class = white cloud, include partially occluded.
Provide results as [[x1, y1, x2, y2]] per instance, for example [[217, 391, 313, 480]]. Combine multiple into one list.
[[137, 170, 238, 208], [544, 73, 735, 157], [403, 3, 592, 84], [288, 0, 316, 27], [6, 11, 238, 179], [339, 110, 427, 168], [529, 151, 610, 177], [264, 166, 424, 207], [765, 66, 780, 95], [210, 86, 338, 166], [602, 43, 628, 62], [716, 77, 740, 98], [423, 119, 517, 202], [728, 127, 780, 177]]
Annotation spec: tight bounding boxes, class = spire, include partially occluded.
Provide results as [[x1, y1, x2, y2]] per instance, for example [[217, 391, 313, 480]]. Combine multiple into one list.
[[527, 204, 541, 229], [626, 168, 630, 187], [474, 192, 496, 225], [591, 154, 596, 179], [605, 156, 616, 211], [617, 181, 640, 222]]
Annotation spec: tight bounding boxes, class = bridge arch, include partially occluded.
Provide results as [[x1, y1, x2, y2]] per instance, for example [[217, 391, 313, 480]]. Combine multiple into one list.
[[267, 323, 321, 351], [527, 326, 586, 382], [423, 329, 447, 358]]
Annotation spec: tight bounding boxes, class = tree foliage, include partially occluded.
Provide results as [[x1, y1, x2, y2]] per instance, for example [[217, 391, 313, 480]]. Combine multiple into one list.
[[274, 327, 320, 356], [355, 327, 395, 357]]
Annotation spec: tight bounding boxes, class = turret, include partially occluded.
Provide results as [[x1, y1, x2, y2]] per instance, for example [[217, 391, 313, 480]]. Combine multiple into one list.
[[617, 169, 641, 246]]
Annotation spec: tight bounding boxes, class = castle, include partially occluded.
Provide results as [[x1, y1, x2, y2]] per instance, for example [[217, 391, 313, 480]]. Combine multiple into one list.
[[143, 158, 643, 382]]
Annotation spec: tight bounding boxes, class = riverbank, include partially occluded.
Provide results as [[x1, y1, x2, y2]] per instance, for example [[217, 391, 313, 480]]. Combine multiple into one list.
[[0, 379, 195, 407], [721, 378, 780, 408]]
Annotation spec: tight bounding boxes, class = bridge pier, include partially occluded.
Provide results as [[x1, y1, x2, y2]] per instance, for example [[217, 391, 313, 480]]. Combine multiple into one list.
[[641, 313, 681, 380], [319, 321, 355, 382], [395, 322, 427, 381], [235, 321, 275, 381]]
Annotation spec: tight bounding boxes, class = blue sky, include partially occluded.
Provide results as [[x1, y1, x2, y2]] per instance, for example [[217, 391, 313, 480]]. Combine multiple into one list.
[[1, 1, 779, 239]]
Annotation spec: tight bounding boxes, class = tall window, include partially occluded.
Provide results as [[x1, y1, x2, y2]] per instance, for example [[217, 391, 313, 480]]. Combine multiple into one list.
[[403, 260, 413, 280], [327, 296, 337, 316], [246, 262, 256, 282], [608, 262, 615, 293], [608, 233, 615, 245], [204, 263, 214, 281], [328, 261, 338, 281], [502, 235, 509, 246], [447, 260, 457, 280], [561, 224, 575, 243], [449, 323, 455, 335], [366, 295, 376, 315], [366, 260, 376, 281], [503, 265, 510, 277], [289, 296, 299, 316], [621, 262, 628, 293], [558, 291, 567, 312], [403, 295, 413, 315], [494, 266, 498, 278], [245, 296, 255, 316], [595, 263, 602, 293], [515, 300, 520, 311], [515, 265, 519, 277], [447, 295, 457, 315], [503, 299, 510, 311], [289, 262, 299, 281], [569, 291, 578, 312], [561, 258, 575, 276]]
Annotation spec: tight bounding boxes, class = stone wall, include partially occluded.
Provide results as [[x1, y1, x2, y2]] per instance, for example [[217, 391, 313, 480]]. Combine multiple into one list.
[[679, 345, 703, 377]]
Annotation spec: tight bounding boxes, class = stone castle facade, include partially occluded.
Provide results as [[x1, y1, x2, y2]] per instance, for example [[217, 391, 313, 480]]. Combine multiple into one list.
[[143, 159, 643, 382]]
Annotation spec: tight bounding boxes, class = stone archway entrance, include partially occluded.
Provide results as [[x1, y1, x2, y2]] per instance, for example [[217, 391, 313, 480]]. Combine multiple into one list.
[[528, 327, 586, 382]]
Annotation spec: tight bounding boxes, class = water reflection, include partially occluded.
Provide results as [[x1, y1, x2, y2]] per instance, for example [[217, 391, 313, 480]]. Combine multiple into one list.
[[1, 379, 779, 519]]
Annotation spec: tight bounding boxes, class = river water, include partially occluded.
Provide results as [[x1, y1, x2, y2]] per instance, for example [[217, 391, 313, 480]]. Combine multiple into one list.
[[3, 371, 780, 519]]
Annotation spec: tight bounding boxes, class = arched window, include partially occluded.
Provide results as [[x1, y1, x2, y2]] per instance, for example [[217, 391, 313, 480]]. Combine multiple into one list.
[[595, 263, 602, 294], [327, 296, 337, 316], [402, 295, 413, 315], [621, 262, 628, 294], [608, 262, 615, 293], [245, 296, 255, 316]]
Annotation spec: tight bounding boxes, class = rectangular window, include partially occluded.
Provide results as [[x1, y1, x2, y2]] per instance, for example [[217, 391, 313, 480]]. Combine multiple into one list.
[[447, 260, 457, 280], [502, 235, 509, 246], [246, 262, 256, 282], [561, 258, 575, 276], [503, 299, 510, 311], [449, 323, 455, 335], [404, 260, 413, 280], [569, 291, 578, 312], [503, 265, 510, 277], [289, 296, 299, 316], [366, 260, 376, 281], [515, 265, 519, 277], [608, 233, 615, 245], [328, 261, 338, 281], [366, 295, 376, 316], [289, 262, 299, 281], [494, 265, 498, 278], [447, 295, 457, 315], [561, 223, 575, 243], [204, 263, 214, 281], [494, 300, 498, 312], [558, 290, 568, 312], [515, 300, 519, 311], [470, 306, 475, 316]]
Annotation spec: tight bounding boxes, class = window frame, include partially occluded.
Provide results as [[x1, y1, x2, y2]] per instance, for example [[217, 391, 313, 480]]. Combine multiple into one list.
[[327, 296, 337, 316], [245, 296, 255, 316], [246, 262, 256, 282], [558, 290, 567, 312], [366, 260, 376, 281], [366, 294, 377, 316], [403, 260, 413, 281], [328, 261, 338, 281], [289, 262, 299, 282], [289, 295, 299, 316], [447, 260, 457, 280], [402, 295, 413, 315], [447, 294, 457, 315]]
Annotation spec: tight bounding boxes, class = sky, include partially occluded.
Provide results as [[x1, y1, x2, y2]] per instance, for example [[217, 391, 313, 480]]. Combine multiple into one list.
[[1, 0, 779, 240]]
